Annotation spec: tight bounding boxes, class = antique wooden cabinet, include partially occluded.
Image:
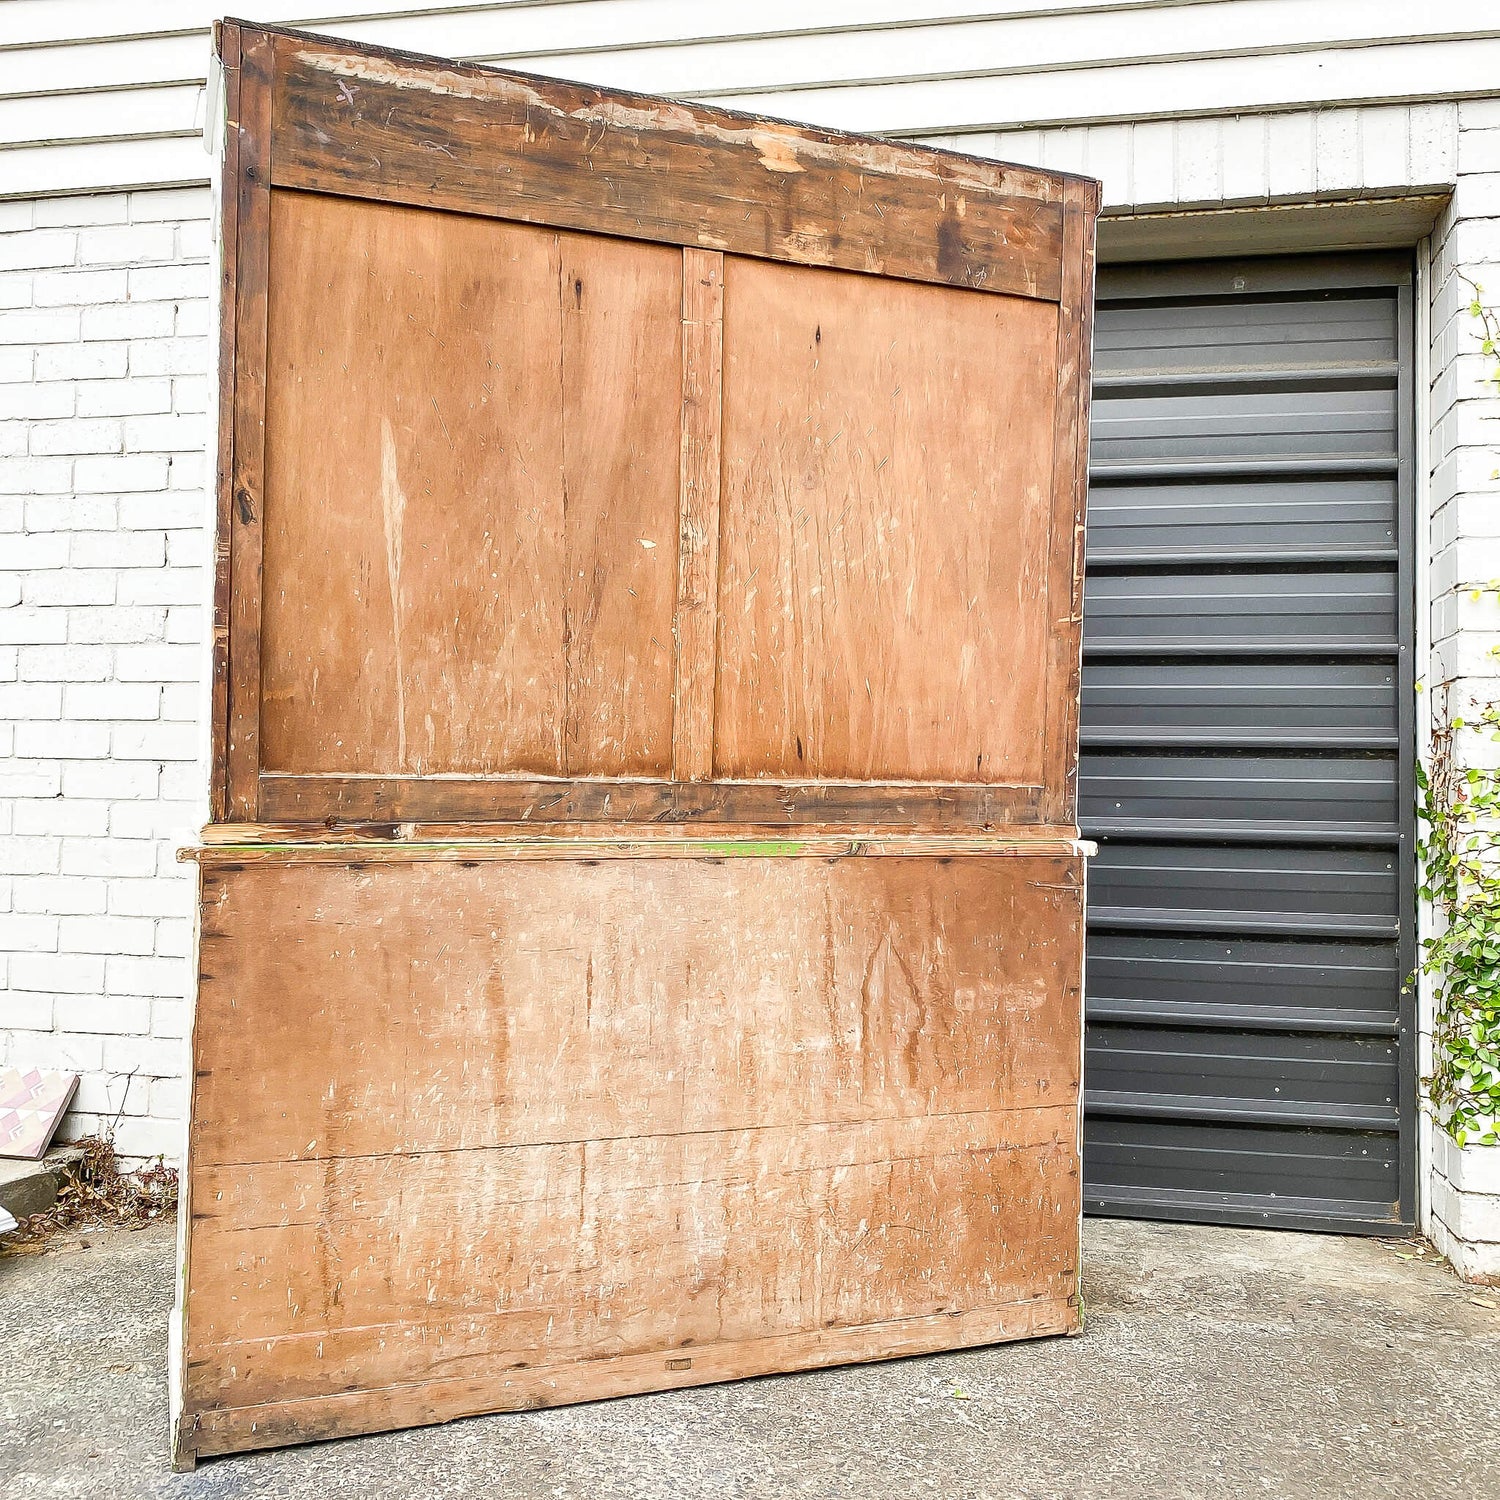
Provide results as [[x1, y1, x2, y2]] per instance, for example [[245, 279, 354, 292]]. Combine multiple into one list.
[[173, 19, 1099, 1464]]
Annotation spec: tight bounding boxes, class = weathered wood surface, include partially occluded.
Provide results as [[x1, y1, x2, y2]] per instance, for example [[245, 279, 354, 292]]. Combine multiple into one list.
[[187, 1295, 1077, 1457], [207, 22, 242, 823], [714, 257, 1058, 782], [189, 824, 1095, 857], [264, 26, 1069, 303], [212, 21, 1099, 827], [1040, 178, 1099, 825], [178, 850, 1083, 1460], [225, 27, 272, 820], [260, 193, 681, 778], [256, 773, 1053, 827], [671, 247, 724, 782]]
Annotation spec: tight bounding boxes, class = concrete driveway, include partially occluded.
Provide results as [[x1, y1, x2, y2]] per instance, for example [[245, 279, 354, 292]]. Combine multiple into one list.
[[3, 1217, 1498, 1499]]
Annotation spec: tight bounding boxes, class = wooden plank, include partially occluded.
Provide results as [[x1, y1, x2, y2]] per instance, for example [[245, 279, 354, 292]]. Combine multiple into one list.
[[559, 233, 683, 775], [184, 1126, 1077, 1406], [257, 194, 679, 779], [263, 26, 1069, 304], [714, 257, 1060, 783], [184, 1293, 1078, 1459], [256, 773, 1052, 827], [177, 850, 1082, 1457], [190, 825, 1091, 856], [188, 852, 1083, 1162], [672, 248, 724, 781], [207, 21, 241, 823], [1039, 177, 1100, 826], [224, 27, 273, 820], [259, 192, 565, 776]]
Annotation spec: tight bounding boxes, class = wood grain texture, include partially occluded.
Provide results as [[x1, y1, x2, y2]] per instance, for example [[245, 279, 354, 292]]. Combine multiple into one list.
[[225, 27, 273, 820], [190, 824, 1092, 857], [208, 21, 242, 823], [258, 192, 680, 779], [186, 1295, 1078, 1458], [190, 853, 1083, 1162], [672, 248, 724, 781], [178, 851, 1083, 1458], [263, 27, 1069, 304], [256, 773, 1050, 827], [1039, 178, 1100, 826], [211, 25, 1099, 828], [714, 258, 1060, 784], [186, 1128, 1076, 1405]]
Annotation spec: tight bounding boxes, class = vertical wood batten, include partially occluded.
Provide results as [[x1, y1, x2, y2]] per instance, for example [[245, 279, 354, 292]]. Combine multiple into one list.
[[1040, 177, 1097, 828], [226, 30, 273, 820], [672, 247, 724, 782], [209, 21, 242, 823]]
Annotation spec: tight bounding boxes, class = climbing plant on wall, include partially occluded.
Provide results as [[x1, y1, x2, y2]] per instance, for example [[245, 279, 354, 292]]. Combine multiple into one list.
[[1418, 275, 1500, 1146]]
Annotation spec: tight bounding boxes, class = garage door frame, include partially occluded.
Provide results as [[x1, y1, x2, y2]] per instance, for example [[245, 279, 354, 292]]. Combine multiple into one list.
[[1082, 250, 1418, 1235]]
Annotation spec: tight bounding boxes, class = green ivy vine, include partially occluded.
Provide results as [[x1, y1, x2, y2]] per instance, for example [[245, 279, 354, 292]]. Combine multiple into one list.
[[1417, 275, 1500, 1147], [1417, 696, 1500, 1145]]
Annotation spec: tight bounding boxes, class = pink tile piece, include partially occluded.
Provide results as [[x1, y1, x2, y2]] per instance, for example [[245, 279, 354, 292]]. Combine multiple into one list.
[[0, 1068, 79, 1160]]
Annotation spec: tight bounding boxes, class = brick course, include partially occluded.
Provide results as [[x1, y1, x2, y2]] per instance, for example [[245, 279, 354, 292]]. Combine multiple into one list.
[[0, 186, 210, 1161]]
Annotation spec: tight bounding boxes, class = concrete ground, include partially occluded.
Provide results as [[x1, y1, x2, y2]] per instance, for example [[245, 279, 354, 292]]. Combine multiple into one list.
[[3, 1219, 1498, 1500]]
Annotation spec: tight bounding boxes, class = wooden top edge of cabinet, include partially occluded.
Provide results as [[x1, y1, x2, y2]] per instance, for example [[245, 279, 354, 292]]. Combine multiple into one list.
[[214, 18, 1099, 304], [183, 826, 1095, 862]]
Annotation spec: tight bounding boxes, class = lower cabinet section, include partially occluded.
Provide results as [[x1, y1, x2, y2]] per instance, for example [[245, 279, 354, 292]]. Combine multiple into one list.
[[174, 841, 1086, 1461]]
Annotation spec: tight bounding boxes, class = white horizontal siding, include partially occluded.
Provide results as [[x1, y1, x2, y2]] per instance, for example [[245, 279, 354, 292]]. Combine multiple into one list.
[[714, 37, 1500, 136], [946, 102, 1462, 213], [0, 0, 1196, 51], [0, 0, 1495, 197]]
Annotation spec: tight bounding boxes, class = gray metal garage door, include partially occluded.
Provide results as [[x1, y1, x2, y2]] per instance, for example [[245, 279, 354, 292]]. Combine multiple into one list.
[[1081, 253, 1416, 1233]]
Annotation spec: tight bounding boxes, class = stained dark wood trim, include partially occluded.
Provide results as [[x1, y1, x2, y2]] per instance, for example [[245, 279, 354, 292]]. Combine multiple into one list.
[[225, 30, 274, 821], [208, 22, 242, 824], [257, 774, 1051, 828], [672, 248, 724, 782], [1039, 177, 1099, 827], [259, 24, 1068, 303]]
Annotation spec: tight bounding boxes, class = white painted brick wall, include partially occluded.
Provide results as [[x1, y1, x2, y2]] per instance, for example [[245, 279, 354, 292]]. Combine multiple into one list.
[[1414, 98, 1500, 1277], [0, 185, 212, 1163], [1429, 110, 1500, 788]]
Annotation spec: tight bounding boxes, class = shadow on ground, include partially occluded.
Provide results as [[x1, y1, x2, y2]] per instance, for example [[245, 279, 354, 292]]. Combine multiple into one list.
[[3, 1217, 1497, 1499]]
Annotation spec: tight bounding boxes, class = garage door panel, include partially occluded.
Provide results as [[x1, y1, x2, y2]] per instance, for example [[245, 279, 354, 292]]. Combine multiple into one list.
[[1091, 386, 1397, 469], [1083, 569, 1397, 650], [1090, 843, 1398, 933], [1083, 1118, 1401, 1227], [1086, 933, 1399, 1029], [1087, 476, 1396, 559], [1086, 1027, 1400, 1118], [1079, 751, 1399, 829], [1083, 256, 1412, 1232], [1080, 660, 1399, 743], [1094, 292, 1397, 375]]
